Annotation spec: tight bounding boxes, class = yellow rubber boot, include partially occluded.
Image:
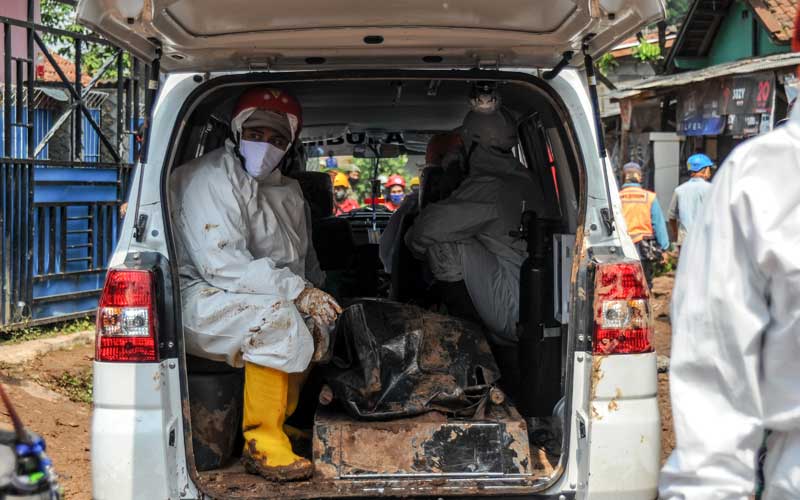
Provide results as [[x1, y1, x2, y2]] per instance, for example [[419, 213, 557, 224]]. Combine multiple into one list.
[[241, 363, 312, 481]]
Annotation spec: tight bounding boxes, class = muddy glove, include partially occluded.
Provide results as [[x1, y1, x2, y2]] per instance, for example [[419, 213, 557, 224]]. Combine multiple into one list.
[[294, 287, 342, 326], [295, 288, 341, 363], [305, 319, 335, 363]]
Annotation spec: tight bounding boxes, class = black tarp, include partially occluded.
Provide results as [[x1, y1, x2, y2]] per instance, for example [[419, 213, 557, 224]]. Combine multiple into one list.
[[324, 299, 500, 420]]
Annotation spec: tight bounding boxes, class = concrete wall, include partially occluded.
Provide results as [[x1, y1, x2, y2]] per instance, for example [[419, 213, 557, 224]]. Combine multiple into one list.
[[649, 132, 682, 212]]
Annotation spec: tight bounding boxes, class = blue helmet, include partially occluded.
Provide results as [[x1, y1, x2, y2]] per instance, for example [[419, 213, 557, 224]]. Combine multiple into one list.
[[622, 161, 642, 174], [687, 153, 714, 172]]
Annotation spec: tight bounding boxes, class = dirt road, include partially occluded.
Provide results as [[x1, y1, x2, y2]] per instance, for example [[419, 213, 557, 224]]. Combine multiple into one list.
[[651, 274, 676, 464], [0, 343, 94, 500], [0, 276, 677, 498]]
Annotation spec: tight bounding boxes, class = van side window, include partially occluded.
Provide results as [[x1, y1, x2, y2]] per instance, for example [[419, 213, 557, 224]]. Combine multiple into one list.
[[518, 118, 562, 216]]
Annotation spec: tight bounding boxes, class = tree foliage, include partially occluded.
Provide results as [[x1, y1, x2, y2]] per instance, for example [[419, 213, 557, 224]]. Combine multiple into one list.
[[351, 155, 410, 202], [665, 0, 691, 28], [40, 0, 128, 80]]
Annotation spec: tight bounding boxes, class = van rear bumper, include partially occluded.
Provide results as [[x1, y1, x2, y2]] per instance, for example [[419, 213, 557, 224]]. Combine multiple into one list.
[[586, 353, 660, 499], [92, 361, 172, 500], [92, 407, 171, 499]]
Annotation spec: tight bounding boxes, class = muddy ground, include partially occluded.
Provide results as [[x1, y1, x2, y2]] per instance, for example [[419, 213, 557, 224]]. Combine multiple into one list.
[[0, 343, 94, 500], [0, 275, 676, 498], [651, 274, 676, 464]]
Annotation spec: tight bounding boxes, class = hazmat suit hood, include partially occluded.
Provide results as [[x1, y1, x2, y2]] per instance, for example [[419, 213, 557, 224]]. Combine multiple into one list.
[[459, 107, 518, 153]]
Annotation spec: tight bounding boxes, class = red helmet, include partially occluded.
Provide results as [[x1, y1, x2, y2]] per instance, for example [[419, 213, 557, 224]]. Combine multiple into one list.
[[232, 87, 303, 141], [385, 174, 406, 189]]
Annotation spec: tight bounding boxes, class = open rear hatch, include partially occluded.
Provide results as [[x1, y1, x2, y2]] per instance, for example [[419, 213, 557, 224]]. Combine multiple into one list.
[[77, 0, 665, 71]]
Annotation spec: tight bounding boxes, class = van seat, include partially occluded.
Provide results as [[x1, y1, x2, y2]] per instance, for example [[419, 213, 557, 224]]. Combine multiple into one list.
[[389, 212, 427, 302], [289, 171, 355, 271], [289, 171, 334, 218]]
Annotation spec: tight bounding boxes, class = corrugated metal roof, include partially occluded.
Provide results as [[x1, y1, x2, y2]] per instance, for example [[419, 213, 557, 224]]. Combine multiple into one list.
[[612, 52, 800, 98]]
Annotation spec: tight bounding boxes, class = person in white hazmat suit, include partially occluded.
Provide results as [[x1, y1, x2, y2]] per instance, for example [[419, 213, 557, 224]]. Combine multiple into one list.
[[170, 87, 341, 481], [404, 106, 552, 396], [659, 96, 800, 497]]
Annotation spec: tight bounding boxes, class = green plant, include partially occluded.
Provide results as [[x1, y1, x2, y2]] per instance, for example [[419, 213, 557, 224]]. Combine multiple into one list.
[[51, 370, 93, 404], [654, 252, 678, 277], [665, 0, 691, 27], [597, 53, 619, 76], [0, 316, 94, 345], [632, 38, 662, 62]]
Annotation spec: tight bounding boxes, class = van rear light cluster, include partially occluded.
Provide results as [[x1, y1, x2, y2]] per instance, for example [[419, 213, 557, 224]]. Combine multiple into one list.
[[96, 269, 159, 362], [592, 261, 653, 355]]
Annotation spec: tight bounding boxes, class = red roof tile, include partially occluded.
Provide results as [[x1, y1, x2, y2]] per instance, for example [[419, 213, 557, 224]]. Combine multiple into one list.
[[37, 52, 93, 86], [750, 0, 796, 42]]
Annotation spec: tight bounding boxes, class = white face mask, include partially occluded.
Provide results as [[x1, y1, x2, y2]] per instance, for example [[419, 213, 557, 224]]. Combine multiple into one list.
[[239, 139, 287, 181]]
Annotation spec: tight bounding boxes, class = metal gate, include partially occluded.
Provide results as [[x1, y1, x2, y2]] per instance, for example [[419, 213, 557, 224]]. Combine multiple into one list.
[[1, 0, 151, 330]]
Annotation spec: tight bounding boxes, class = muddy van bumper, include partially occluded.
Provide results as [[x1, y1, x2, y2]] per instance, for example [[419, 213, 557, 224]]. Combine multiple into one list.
[[92, 361, 173, 500], [586, 353, 660, 499]]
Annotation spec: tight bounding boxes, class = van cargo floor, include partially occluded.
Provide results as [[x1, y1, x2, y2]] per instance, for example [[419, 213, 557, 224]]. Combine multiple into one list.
[[196, 406, 558, 499], [313, 405, 537, 478]]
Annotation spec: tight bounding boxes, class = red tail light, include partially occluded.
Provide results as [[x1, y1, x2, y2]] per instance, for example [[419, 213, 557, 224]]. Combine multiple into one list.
[[592, 261, 653, 355], [96, 269, 159, 362]]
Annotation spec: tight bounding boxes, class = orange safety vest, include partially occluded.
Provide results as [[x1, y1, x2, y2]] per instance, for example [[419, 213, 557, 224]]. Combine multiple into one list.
[[619, 185, 656, 243]]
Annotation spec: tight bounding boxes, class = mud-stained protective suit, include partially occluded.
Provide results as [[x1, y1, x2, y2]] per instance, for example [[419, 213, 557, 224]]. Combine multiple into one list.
[[171, 139, 324, 372], [659, 105, 800, 500], [405, 143, 551, 345]]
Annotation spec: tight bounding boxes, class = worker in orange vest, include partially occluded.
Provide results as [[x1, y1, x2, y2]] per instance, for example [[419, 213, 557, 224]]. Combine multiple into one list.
[[619, 162, 670, 288]]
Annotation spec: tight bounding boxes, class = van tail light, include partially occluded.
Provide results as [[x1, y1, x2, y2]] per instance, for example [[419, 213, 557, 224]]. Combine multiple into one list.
[[593, 262, 653, 355], [96, 269, 159, 362]]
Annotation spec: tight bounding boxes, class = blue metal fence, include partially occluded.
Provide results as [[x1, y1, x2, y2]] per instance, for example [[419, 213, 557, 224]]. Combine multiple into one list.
[[1, 106, 117, 322], [0, 107, 50, 159], [1, 10, 148, 330], [83, 109, 101, 162]]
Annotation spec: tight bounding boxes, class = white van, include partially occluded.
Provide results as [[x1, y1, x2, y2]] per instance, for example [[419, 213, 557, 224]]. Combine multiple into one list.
[[78, 1, 665, 499]]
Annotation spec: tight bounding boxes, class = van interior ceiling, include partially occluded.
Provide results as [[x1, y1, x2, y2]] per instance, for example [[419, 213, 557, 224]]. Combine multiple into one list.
[[168, 75, 582, 498]]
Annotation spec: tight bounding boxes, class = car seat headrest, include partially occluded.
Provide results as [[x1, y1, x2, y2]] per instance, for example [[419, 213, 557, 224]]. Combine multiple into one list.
[[286, 171, 334, 218]]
